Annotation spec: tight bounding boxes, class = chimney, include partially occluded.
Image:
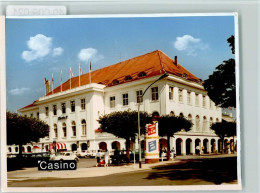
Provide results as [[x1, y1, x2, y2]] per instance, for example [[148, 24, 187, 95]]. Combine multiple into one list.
[[45, 79, 51, 95], [174, 56, 178, 66]]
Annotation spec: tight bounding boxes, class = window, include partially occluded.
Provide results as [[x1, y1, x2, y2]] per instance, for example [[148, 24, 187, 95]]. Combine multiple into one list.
[[216, 118, 219, 123], [81, 119, 86, 136], [71, 121, 76, 137], [62, 123, 67, 137], [196, 115, 200, 131], [169, 87, 174, 100], [45, 107, 49, 116], [179, 89, 183, 103], [210, 117, 213, 126], [110, 96, 115, 108], [136, 90, 143, 103], [195, 94, 199, 106], [8, 147, 12, 152], [170, 111, 175, 116], [71, 101, 75, 112], [123, 93, 129, 106], [138, 71, 146, 78], [53, 105, 57, 115], [112, 79, 119, 85], [125, 76, 132, 81], [203, 95, 206, 107], [188, 114, 192, 130], [81, 99, 86, 110], [54, 124, 58, 138], [187, 91, 191, 105], [62, 103, 66, 114], [203, 116, 207, 131], [15, 147, 18, 152], [179, 113, 184, 117], [30, 113, 33, 118], [37, 112, 39, 119], [151, 87, 158, 101]]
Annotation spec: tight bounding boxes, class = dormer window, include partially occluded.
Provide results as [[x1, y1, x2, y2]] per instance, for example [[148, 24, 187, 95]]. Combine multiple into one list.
[[182, 73, 188, 79], [197, 79, 202, 84], [138, 71, 146, 78], [112, 79, 119, 85], [125, 75, 132, 81]]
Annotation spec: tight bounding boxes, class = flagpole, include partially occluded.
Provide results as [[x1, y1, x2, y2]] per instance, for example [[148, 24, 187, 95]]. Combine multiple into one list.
[[70, 67, 72, 90], [79, 63, 80, 86], [52, 73, 54, 94], [89, 60, 92, 84], [60, 70, 63, 92]]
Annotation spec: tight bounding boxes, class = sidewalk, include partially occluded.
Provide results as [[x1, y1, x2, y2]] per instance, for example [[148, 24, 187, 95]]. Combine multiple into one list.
[[8, 160, 180, 181]]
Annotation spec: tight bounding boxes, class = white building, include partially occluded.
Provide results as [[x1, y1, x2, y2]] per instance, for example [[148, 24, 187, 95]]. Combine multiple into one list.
[[10, 50, 234, 155]]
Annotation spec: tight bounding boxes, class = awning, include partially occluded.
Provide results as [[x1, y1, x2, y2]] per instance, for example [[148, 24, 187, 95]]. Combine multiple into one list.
[[33, 146, 40, 149], [49, 143, 67, 150], [56, 143, 67, 150]]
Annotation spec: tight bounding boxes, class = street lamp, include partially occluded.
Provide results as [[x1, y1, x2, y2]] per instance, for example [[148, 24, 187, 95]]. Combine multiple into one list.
[[137, 73, 169, 168]]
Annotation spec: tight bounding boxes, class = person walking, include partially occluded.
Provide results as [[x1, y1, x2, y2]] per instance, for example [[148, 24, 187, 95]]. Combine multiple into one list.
[[95, 150, 101, 167], [104, 149, 109, 167], [196, 145, 200, 156]]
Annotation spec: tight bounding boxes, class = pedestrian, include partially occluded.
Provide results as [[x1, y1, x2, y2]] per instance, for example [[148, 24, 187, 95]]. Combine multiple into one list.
[[114, 147, 119, 165], [171, 148, 175, 160], [196, 145, 200, 155], [104, 149, 109, 167], [201, 146, 204, 154], [95, 150, 101, 167]]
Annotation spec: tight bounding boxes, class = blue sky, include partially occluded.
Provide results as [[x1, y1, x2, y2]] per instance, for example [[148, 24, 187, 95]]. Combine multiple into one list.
[[6, 15, 235, 112]]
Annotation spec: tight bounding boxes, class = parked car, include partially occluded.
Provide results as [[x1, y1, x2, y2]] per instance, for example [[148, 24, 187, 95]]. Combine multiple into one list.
[[53, 152, 79, 162], [86, 150, 105, 158], [76, 150, 88, 158]]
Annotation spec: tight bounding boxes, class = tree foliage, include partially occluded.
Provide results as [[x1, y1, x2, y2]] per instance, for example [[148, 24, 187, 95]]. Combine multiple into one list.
[[210, 120, 236, 153], [158, 115, 193, 160], [98, 111, 152, 161], [7, 112, 49, 155], [203, 35, 236, 108]]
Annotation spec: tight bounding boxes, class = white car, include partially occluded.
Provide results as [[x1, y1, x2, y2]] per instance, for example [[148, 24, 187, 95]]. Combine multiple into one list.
[[76, 150, 88, 158], [53, 152, 79, 162]]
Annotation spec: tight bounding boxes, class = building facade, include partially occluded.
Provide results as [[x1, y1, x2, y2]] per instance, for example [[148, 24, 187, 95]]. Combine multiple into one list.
[[8, 50, 234, 155]]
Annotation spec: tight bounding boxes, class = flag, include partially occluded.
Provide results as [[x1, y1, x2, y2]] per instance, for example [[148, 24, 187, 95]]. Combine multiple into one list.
[[70, 67, 73, 77], [89, 60, 92, 72], [79, 64, 83, 75], [60, 70, 62, 82], [44, 77, 46, 84], [52, 73, 54, 84]]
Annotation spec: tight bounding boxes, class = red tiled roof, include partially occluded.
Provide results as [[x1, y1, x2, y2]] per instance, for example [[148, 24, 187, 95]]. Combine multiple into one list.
[[47, 50, 200, 96], [19, 100, 38, 111]]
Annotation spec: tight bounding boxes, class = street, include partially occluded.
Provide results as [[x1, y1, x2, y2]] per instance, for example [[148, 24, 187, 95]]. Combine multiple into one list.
[[8, 156, 238, 187]]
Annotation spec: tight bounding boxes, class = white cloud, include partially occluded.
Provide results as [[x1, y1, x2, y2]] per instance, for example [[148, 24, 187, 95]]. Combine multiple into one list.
[[9, 87, 30, 95], [78, 48, 103, 63], [22, 34, 52, 62], [53, 47, 64, 56], [174, 35, 208, 56]]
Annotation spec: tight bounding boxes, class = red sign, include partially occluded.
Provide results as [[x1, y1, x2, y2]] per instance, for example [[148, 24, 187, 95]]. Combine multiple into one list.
[[148, 124, 156, 135]]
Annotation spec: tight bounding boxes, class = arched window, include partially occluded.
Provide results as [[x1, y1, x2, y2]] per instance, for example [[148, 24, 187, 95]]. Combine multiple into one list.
[[62, 123, 67, 137], [27, 146, 32, 152], [125, 75, 132, 81], [210, 117, 213, 126], [179, 113, 184, 117], [170, 111, 175, 116], [71, 121, 76, 137], [81, 119, 86, 136], [138, 71, 146, 78], [112, 79, 119, 85], [196, 115, 200, 131], [216, 118, 219, 123], [203, 116, 207, 131], [15, 147, 18, 152], [8, 147, 12, 152], [188, 114, 192, 131], [54, 124, 58, 138]]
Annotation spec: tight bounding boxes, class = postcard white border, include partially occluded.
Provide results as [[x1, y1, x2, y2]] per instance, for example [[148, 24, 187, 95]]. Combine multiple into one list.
[[1, 13, 241, 192]]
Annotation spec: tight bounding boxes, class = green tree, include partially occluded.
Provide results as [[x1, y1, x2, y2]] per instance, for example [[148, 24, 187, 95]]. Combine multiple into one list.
[[210, 120, 236, 154], [158, 115, 193, 160], [7, 112, 49, 156], [98, 111, 152, 162], [203, 35, 236, 108]]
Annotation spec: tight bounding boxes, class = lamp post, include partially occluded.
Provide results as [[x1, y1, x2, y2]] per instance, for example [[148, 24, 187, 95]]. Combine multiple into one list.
[[138, 73, 169, 168]]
